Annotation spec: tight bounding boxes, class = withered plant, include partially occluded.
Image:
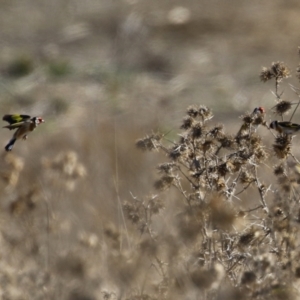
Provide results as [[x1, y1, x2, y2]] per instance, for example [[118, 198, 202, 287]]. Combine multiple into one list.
[[127, 57, 300, 299]]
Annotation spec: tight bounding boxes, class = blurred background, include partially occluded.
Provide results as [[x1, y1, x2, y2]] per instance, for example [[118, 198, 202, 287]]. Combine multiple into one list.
[[0, 0, 300, 299]]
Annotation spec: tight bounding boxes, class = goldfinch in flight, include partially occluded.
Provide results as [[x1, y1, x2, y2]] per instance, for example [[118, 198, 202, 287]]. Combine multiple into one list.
[[3, 114, 44, 151], [270, 120, 300, 135]]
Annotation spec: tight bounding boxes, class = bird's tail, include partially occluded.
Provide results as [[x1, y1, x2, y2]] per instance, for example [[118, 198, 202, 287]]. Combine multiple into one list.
[[5, 138, 16, 151]]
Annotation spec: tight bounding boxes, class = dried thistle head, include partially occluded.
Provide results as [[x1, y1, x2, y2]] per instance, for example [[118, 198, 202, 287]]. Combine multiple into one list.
[[273, 136, 291, 159], [169, 143, 187, 161], [272, 207, 289, 231], [157, 162, 178, 174], [239, 170, 254, 184], [123, 202, 140, 224], [186, 105, 199, 117], [218, 135, 236, 150], [235, 133, 250, 146], [181, 116, 194, 129], [252, 113, 266, 128], [200, 139, 215, 154], [136, 133, 162, 151], [253, 115, 265, 127], [216, 162, 230, 177], [254, 146, 268, 162], [215, 162, 232, 178], [154, 175, 175, 191], [191, 122, 204, 139], [148, 197, 164, 214], [237, 149, 253, 163], [236, 124, 250, 141], [273, 206, 284, 217], [215, 177, 226, 191], [274, 164, 285, 176], [209, 124, 224, 139], [260, 67, 274, 82], [260, 61, 290, 82], [240, 108, 265, 133], [270, 61, 290, 80], [230, 160, 243, 173], [187, 192, 202, 205], [249, 133, 262, 149], [191, 169, 204, 179], [198, 105, 213, 121], [272, 100, 292, 116], [242, 114, 253, 125]]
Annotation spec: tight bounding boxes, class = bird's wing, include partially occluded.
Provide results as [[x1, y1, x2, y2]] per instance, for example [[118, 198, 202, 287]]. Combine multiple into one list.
[[2, 114, 31, 125], [281, 121, 300, 128], [291, 123, 300, 128], [3, 121, 28, 130], [277, 122, 300, 132]]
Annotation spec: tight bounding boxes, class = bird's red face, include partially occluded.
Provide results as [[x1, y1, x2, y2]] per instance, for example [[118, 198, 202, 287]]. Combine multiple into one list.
[[252, 106, 266, 116], [253, 106, 265, 115], [36, 117, 45, 125], [257, 106, 265, 114]]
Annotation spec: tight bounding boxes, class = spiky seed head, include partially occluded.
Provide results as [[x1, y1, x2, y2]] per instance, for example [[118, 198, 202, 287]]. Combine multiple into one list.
[[270, 61, 290, 80], [260, 67, 274, 82], [181, 116, 194, 129], [274, 165, 285, 176], [273, 100, 292, 115], [260, 62, 290, 82], [186, 105, 198, 117]]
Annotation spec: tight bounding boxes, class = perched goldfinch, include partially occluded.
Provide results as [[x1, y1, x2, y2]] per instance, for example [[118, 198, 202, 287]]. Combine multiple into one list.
[[3, 114, 44, 151], [252, 106, 265, 116], [236, 106, 266, 138], [270, 120, 300, 135]]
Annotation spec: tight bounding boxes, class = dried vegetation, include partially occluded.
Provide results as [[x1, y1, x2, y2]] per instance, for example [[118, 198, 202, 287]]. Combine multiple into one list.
[[132, 59, 300, 300], [1, 1, 300, 300]]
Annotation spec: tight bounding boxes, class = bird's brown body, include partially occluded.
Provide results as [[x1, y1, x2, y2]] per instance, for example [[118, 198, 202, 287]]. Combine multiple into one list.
[[15, 122, 37, 139]]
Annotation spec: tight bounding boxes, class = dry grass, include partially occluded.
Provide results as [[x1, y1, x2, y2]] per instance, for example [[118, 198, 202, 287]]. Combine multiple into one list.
[[1, 1, 300, 299]]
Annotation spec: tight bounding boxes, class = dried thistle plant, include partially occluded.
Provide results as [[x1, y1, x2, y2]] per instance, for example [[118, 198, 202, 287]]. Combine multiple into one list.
[[120, 49, 300, 299]]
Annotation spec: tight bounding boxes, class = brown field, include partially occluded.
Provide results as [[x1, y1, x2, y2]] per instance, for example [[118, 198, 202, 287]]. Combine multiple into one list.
[[1, 1, 300, 299]]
